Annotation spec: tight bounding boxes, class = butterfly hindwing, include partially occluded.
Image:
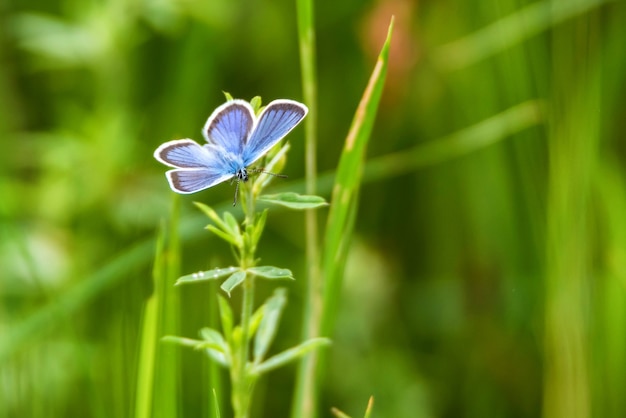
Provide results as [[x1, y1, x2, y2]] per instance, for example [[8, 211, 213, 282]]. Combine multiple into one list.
[[166, 169, 233, 194], [203, 100, 255, 155], [242, 100, 308, 166]]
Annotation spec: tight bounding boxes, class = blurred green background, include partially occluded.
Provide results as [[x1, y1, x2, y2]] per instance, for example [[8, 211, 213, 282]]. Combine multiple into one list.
[[2, 0, 626, 417]]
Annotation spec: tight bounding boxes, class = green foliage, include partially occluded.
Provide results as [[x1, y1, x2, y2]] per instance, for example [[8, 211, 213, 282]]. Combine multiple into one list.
[[159, 111, 329, 416], [321, 17, 394, 337], [258, 193, 328, 209], [3, 0, 626, 417]]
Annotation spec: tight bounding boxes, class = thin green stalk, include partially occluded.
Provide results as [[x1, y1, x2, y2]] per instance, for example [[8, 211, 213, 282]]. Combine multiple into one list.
[[232, 274, 255, 418], [231, 184, 258, 418], [134, 222, 166, 418], [543, 6, 600, 418], [294, 0, 322, 417], [155, 195, 181, 417]]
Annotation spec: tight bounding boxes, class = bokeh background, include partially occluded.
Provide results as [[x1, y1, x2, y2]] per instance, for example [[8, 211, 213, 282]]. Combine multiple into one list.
[[2, 0, 626, 417]]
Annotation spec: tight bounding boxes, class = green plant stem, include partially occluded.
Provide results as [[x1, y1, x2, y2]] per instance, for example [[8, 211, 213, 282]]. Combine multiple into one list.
[[231, 183, 258, 418], [294, 0, 322, 417], [232, 274, 255, 418]]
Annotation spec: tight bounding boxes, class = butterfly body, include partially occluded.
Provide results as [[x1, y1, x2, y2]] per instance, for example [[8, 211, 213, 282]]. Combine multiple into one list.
[[154, 99, 307, 200]]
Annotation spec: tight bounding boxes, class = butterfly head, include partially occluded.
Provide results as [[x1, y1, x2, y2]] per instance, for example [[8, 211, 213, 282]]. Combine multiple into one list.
[[236, 167, 249, 182]]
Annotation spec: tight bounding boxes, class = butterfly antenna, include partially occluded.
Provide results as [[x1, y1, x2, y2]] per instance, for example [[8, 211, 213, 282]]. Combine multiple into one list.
[[251, 168, 288, 178]]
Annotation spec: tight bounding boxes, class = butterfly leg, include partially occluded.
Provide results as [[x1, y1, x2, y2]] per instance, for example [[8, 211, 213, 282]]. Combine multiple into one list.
[[233, 178, 240, 206]]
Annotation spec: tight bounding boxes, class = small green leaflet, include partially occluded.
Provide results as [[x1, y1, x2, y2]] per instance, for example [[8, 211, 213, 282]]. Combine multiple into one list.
[[258, 192, 328, 209], [248, 266, 295, 280], [176, 267, 240, 285]]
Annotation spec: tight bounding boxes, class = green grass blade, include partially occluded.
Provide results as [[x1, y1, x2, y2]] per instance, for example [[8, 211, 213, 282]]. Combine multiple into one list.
[[593, 160, 626, 415], [292, 16, 393, 418], [543, 11, 601, 418], [134, 222, 166, 418], [321, 16, 394, 336], [154, 196, 181, 418], [0, 239, 155, 364], [363, 396, 374, 418], [361, 100, 544, 181], [434, 0, 614, 71], [293, 0, 322, 415], [296, 0, 318, 197]]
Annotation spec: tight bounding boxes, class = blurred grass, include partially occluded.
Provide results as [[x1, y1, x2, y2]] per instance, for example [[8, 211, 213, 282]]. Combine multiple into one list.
[[1, 0, 626, 417], [293, 0, 322, 415]]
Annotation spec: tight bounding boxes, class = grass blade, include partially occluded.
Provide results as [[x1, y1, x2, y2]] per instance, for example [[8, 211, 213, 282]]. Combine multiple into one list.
[[434, 0, 614, 71], [153, 196, 181, 417], [292, 15, 393, 418], [134, 222, 165, 418], [321, 16, 394, 337], [293, 0, 322, 415], [543, 11, 601, 418]]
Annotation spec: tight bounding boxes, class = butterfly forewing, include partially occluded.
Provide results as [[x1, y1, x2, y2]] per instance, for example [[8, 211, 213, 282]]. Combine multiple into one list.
[[166, 169, 233, 194], [242, 100, 308, 166], [203, 100, 255, 155]]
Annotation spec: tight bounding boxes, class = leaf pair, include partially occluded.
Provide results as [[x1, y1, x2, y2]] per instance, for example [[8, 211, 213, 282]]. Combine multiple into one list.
[[176, 265, 295, 296], [164, 289, 330, 377]]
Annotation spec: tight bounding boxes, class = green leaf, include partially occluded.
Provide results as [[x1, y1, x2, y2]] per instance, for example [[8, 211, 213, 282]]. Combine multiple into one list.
[[253, 337, 331, 375], [258, 193, 328, 209], [220, 271, 247, 296], [217, 294, 234, 342], [200, 327, 227, 347], [223, 212, 242, 242], [212, 388, 222, 418], [248, 266, 294, 280], [200, 327, 230, 367], [248, 304, 265, 338], [254, 143, 290, 192], [194, 202, 225, 228], [223, 91, 234, 101], [195, 202, 243, 247], [263, 142, 290, 174], [162, 335, 205, 349], [176, 267, 240, 285], [206, 225, 240, 248], [321, 17, 393, 337], [250, 209, 268, 249], [330, 408, 352, 418], [162, 333, 229, 367], [254, 288, 287, 364], [363, 396, 374, 418], [250, 96, 262, 113]]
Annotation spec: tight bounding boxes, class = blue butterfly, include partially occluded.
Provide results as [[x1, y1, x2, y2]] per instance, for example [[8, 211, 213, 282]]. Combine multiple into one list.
[[154, 99, 308, 204]]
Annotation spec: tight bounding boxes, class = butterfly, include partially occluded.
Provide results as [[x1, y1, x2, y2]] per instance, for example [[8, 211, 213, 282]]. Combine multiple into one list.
[[154, 98, 308, 205]]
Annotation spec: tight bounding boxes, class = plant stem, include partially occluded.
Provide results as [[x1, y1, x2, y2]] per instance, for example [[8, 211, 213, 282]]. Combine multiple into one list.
[[231, 182, 257, 418], [232, 273, 255, 418], [294, 0, 322, 417]]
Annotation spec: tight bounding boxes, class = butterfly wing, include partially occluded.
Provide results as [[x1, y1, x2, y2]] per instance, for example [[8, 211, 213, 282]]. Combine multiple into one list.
[[154, 139, 219, 168], [165, 168, 232, 194], [202, 100, 255, 155], [154, 139, 233, 193], [242, 99, 308, 166]]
